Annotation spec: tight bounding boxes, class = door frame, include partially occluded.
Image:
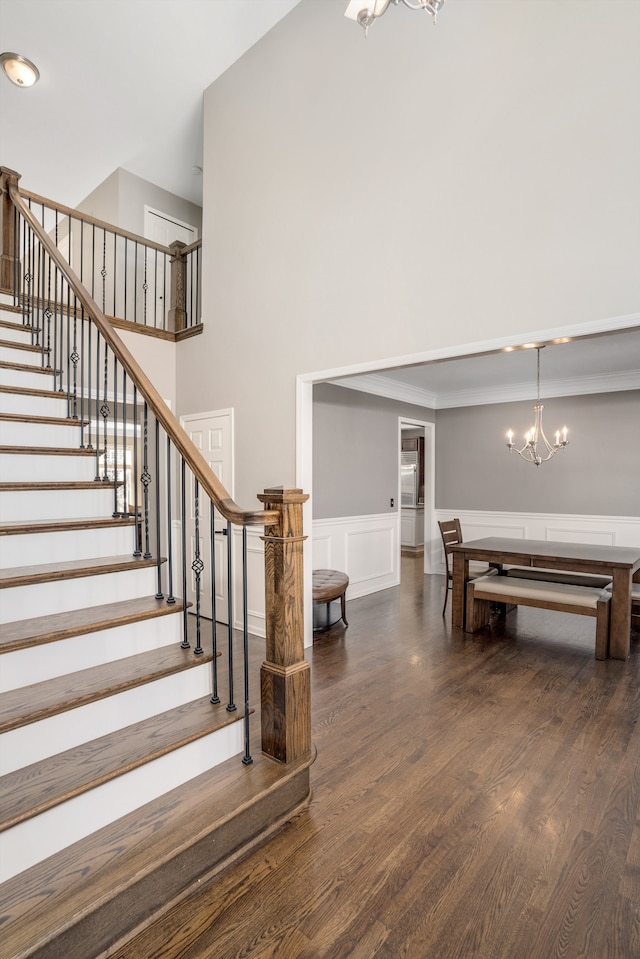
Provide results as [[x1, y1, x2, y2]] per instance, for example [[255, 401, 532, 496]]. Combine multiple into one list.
[[398, 417, 436, 576]]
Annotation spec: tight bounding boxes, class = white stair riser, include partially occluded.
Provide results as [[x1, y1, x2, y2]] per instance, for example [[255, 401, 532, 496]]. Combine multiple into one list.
[[0, 367, 55, 391], [0, 662, 212, 775], [0, 485, 116, 522], [0, 325, 33, 344], [0, 392, 69, 417], [1, 612, 184, 691], [0, 344, 45, 367], [0, 451, 97, 482], [0, 523, 135, 569], [0, 565, 160, 623], [0, 719, 242, 884], [0, 419, 85, 447]]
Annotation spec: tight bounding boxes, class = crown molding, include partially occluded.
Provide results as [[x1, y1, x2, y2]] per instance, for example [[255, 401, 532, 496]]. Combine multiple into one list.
[[329, 370, 640, 410]]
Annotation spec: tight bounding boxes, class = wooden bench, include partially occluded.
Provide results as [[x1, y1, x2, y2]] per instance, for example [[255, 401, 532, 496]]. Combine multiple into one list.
[[466, 574, 612, 659], [312, 569, 349, 632]]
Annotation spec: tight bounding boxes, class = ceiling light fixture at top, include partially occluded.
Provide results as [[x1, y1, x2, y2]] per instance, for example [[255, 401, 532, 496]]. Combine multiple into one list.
[[506, 346, 569, 467], [0, 52, 40, 87], [344, 0, 446, 38]]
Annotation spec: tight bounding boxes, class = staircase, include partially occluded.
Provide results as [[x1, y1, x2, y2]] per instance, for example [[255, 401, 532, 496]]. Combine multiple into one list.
[[0, 292, 312, 959]]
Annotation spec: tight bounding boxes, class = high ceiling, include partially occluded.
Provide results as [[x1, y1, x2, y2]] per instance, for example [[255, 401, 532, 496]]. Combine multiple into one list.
[[1, 0, 638, 399], [0, 0, 302, 207]]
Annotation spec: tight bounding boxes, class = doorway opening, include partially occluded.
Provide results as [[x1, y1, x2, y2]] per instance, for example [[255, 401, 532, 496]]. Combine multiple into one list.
[[399, 418, 435, 579]]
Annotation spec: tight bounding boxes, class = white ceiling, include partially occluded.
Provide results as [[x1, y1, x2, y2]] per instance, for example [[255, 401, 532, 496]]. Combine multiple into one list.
[[0, 0, 302, 207], [1, 0, 638, 401]]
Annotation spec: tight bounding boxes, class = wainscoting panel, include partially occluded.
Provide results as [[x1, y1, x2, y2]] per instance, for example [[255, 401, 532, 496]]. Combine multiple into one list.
[[432, 510, 640, 575], [312, 514, 400, 600]]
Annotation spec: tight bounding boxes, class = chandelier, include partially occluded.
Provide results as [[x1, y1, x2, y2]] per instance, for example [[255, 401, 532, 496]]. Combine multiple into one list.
[[344, 0, 446, 38], [506, 347, 569, 467]]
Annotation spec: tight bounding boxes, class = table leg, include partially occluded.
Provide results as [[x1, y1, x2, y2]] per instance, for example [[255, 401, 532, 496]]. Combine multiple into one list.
[[452, 552, 468, 629], [609, 568, 632, 660]]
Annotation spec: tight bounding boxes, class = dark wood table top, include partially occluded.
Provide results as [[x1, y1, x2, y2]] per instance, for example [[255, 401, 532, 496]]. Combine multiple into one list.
[[450, 537, 640, 571]]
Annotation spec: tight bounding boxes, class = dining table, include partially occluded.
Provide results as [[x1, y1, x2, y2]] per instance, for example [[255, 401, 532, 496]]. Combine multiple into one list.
[[450, 537, 640, 660]]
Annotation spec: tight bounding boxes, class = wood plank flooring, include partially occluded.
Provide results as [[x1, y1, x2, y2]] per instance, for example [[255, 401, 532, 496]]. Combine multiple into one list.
[[119, 556, 640, 959]]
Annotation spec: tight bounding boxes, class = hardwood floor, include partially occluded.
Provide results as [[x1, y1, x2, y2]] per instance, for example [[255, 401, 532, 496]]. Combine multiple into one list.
[[119, 557, 640, 959]]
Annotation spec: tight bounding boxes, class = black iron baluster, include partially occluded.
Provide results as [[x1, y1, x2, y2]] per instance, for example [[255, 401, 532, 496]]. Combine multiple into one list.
[[112, 231, 117, 318], [192, 479, 203, 655], [134, 240, 138, 324], [100, 336, 110, 482], [241, 526, 252, 765], [166, 435, 175, 604], [124, 236, 128, 322], [180, 458, 189, 649], [141, 402, 152, 558], [94, 333, 101, 480], [66, 275, 72, 417], [122, 370, 128, 514], [143, 246, 148, 325], [91, 225, 95, 299], [210, 502, 219, 704], [86, 317, 92, 450], [132, 385, 140, 556], [101, 229, 107, 314], [155, 417, 163, 598], [79, 306, 86, 446], [226, 520, 236, 713], [112, 354, 119, 516]]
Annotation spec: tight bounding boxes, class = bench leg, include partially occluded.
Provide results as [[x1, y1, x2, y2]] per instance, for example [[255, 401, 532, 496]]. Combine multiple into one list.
[[340, 591, 349, 627], [465, 584, 491, 633], [595, 599, 610, 660]]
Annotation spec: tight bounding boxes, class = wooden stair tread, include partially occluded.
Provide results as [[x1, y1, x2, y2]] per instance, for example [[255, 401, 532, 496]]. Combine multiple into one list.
[[0, 360, 57, 376], [0, 553, 160, 589], [0, 747, 313, 959], [0, 412, 86, 427], [0, 383, 67, 399], [0, 643, 212, 734], [0, 480, 120, 491], [0, 696, 242, 832], [0, 594, 187, 653], [0, 338, 45, 354], [0, 515, 135, 537], [0, 304, 27, 317], [0, 445, 97, 457]]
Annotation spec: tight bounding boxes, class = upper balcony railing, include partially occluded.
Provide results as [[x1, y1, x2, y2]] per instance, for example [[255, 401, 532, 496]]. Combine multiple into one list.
[[2, 176, 201, 337]]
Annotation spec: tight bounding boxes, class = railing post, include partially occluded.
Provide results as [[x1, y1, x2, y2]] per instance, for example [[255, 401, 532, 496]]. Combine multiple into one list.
[[168, 240, 187, 332], [257, 486, 311, 764], [0, 167, 21, 293]]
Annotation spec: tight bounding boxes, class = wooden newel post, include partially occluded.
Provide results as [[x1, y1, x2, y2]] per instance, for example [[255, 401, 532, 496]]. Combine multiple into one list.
[[0, 167, 21, 294], [168, 240, 187, 332], [257, 486, 311, 764]]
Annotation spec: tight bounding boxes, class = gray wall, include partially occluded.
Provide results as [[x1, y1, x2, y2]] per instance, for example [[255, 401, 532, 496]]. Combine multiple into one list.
[[176, 0, 639, 509], [313, 383, 434, 518], [436, 390, 640, 515], [78, 168, 202, 238], [314, 387, 640, 519]]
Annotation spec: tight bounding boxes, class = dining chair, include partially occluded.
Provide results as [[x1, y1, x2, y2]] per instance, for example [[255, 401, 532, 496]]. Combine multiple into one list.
[[438, 518, 491, 616]]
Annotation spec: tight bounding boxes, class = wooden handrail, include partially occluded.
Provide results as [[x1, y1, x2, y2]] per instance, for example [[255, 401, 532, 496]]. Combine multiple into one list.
[[7, 173, 276, 529]]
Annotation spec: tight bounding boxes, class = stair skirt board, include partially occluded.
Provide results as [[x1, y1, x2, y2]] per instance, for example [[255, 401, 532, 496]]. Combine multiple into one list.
[[0, 452, 100, 482], [0, 661, 213, 776], [0, 523, 136, 568], [1, 613, 184, 691], [0, 564, 160, 623], [0, 420, 87, 447], [0, 486, 116, 522], [0, 719, 245, 885]]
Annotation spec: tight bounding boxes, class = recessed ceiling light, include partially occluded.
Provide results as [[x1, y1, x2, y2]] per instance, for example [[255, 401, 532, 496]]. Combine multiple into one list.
[[0, 52, 40, 88]]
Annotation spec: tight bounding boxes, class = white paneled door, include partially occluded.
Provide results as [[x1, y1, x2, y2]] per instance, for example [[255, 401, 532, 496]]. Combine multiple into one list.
[[180, 409, 234, 624]]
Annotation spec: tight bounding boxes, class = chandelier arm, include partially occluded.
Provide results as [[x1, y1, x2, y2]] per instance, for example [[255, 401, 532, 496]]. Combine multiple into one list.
[[399, 0, 443, 19]]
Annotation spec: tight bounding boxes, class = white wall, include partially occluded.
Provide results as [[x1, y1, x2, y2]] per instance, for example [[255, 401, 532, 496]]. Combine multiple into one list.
[[176, 0, 639, 512]]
